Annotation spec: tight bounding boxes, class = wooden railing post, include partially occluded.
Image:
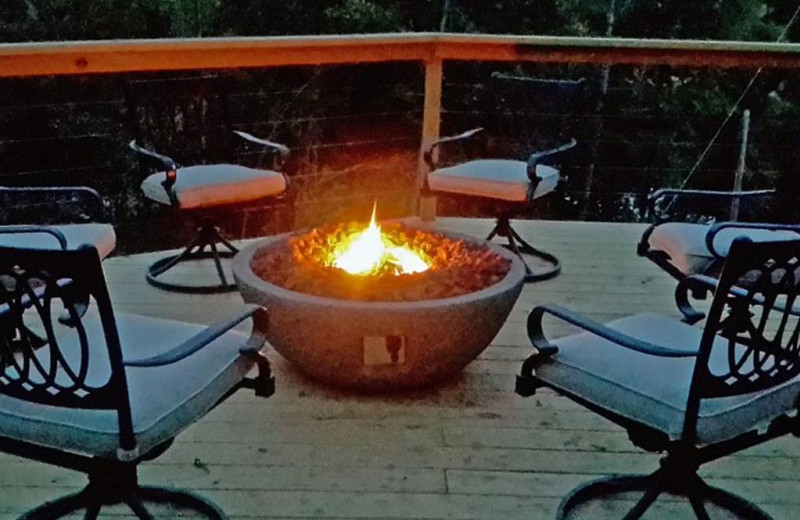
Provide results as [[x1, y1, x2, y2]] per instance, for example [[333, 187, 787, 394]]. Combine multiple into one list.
[[730, 109, 751, 221], [419, 57, 443, 221]]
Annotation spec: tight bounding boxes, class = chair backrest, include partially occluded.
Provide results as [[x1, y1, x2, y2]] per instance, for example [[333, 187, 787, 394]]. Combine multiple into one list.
[[125, 74, 234, 166], [0, 186, 104, 225], [0, 244, 135, 447], [489, 72, 588, 158], [684, 237, 800, 437]]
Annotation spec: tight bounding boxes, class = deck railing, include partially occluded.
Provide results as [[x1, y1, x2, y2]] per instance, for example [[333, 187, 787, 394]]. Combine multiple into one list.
[[2, 33, 800, 252]]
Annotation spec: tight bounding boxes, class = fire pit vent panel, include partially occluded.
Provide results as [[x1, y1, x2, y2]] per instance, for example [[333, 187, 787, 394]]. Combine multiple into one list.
[[233, 224, 525, 390]]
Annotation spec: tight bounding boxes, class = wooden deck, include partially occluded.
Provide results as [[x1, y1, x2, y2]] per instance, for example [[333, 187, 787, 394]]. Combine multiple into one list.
[[2, 219, 799, 519]]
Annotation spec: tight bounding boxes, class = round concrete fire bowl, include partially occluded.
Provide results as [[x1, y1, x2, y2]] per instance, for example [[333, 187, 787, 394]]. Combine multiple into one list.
[[233, 229, 525, 390]]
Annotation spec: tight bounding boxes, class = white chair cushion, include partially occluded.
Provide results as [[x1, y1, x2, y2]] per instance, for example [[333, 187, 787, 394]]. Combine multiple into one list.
[[647, 222, 800, 276], [0, 223, 116, 260], [142, 164, 286, 209], [428, 159, 560, 202], [535, 312, 800, 445], [0, 312, 255, 459]]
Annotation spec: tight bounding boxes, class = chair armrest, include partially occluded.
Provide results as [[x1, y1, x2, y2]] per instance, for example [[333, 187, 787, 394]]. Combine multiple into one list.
[[526, 139, 577, 181], [233, 131, 290, 170], [647, 188, 775, 223], [0, 277, 74, 316], [128, 140, 178, 173], [233, 131, 290, 157], [128, 140, 179, 205], [0, 187, 106, 224], [706, 221, 800, 258], [0, 276, 88, 328], [423, 127, 484, 171], [675, 274, 720, 324], [0, 225, 68, 250], [675, 273, 800, 325], [648, 188, 775, 205], [123, 304, 267, 367], [528, 303, 699, 358]]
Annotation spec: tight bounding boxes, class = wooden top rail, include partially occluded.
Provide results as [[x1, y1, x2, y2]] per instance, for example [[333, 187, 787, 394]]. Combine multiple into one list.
[[3, 32, 800, 78]]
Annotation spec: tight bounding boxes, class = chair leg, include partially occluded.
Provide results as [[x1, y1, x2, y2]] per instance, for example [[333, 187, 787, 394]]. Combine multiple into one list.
[[136, 487, 227, 520], [146, 223, 239, 294], [16, 491, 89, 520], [487, 216, 561, 283], [82, 501, 101, 520], [125, 495, 155, 520], [686, 473, 712, 520]]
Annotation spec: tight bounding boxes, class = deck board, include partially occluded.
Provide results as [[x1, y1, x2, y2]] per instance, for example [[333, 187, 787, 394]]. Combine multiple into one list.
[[2, 218, 798, 519]]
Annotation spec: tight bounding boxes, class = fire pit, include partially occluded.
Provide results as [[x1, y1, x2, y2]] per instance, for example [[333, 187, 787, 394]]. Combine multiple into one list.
[[233, 210, 525, 390]]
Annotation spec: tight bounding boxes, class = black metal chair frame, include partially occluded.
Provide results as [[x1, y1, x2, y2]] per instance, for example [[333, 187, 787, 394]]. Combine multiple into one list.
[[0, 238, 275, 519], [423, 73, 586, 283], [0, 186, 105, 222], [0, 186, 108, 248], [129, 131, 289, 294], [637, 187, 780, 281], [517, 237, 800, 519]]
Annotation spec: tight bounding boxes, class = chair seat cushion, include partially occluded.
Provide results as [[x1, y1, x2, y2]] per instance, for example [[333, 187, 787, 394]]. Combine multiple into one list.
[[0, 312, 255, 460], [535, 312, 800, 445], [0, 223, 116, 259], [428, 159, 560, 202], [142, 164, 286, 209], [646, 222, 800, 276]]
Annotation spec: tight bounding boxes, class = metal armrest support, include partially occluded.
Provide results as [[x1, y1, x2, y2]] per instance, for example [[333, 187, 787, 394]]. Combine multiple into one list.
[[0, 187, 106, 224], [128, 140, 179, 206], [706, 221, 800, 259], [233, 131, 290, 157], [233, 130, 290, 171], [0, 277, 74, 316], [675, 274, 719, 324], [124, 304, 267, 367], [528, 304, 700, 358], [526, 138, 577, 182], [0, 225, 68, 250], [648, 188, 775, 205], [518, 303, 699, 397], [676, 273, 800, 325], [422, 127, 484, 171], [647, 188, 775, 223]]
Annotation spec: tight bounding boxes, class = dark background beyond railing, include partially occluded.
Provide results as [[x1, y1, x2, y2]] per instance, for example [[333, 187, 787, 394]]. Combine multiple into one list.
[[2, 35, 800, 254], [0, 63, 425, 254]]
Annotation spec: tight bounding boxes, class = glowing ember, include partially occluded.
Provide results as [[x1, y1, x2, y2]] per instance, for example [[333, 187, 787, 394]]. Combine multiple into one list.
[[330, 203, 430, 276], [252, 221, 512, 301]]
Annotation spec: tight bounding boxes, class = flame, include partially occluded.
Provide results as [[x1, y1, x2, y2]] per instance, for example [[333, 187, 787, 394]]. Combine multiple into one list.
[[332, 203, 430, 276]]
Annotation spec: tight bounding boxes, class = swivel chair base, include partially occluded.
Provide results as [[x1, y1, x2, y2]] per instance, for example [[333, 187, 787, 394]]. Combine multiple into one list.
[[147, 223, 238, 294], [19, 464, 227, 520], [487, 215, 561, 283], [557, 456, 772, 520]]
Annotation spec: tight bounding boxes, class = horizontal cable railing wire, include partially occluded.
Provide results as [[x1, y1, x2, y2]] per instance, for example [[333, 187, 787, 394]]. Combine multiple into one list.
[[2, 52, 800, 251], [0, 62, 425, 253]]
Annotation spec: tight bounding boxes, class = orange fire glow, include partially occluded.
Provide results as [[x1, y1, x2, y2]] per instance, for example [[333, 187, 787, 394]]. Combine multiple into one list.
[[330, 203, 430, 276]]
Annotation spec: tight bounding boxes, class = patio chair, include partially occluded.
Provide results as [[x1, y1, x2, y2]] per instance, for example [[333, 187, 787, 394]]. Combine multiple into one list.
[[0, 241, 274, 519], [423, 72, 586, 282], [637, 188, 800, 280], [516, 236, 800, 519], [0, 186, 116, 260], [129, 130, 288, 293]]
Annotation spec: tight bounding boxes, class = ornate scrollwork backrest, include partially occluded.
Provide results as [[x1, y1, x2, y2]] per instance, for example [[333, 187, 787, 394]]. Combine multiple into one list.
[[0, 245, 125, 411], [695, 238, 800, 400]]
